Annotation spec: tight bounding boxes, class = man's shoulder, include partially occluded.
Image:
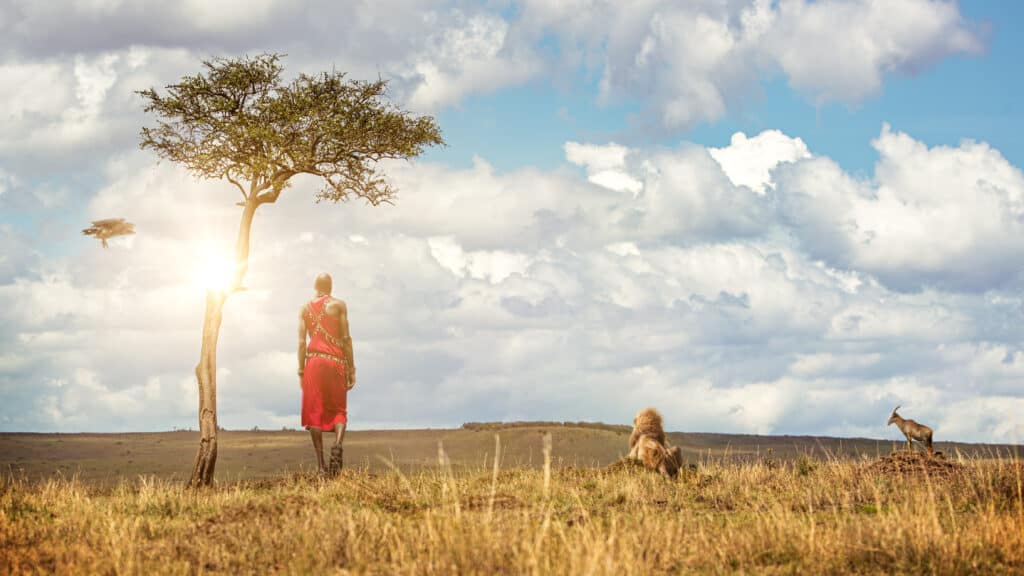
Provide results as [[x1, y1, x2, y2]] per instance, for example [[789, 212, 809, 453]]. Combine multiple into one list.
[[326, 297, 347, 312]]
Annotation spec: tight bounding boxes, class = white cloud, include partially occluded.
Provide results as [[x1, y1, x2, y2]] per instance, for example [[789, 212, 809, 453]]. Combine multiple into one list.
[[708, 130, 811, 194], [428, 236, 532, 284], [624, 145, 770, 241], [180, 0, 281, 32], [0, 0, 1013, 443], [764, 0, 982, 103], [515, 0, 981, 129], [789, 352, 881, 378], [34, 369, 195, 431], [0, 61, 68, 123], [935, 396, 1024, 446], [3, 126, 1023, 443], [405, 12, 539, 110], [0, 47, 194, 165], [778, 124, 1024, 291], [564, 141, 642, 195], [0, 1, 538, 128], [0, 0, 981, 150], [825, 296, 969, 342], [0, 1, 1011, 444], [520, 0, 767, 129], [0, 168, 16, 196]]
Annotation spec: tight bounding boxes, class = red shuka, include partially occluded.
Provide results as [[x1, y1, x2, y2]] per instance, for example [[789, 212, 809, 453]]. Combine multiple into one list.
[[301, 295, 348, 430]]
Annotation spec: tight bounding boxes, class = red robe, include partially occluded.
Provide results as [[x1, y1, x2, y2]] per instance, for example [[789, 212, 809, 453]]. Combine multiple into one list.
[[301, 295, 348, 430]]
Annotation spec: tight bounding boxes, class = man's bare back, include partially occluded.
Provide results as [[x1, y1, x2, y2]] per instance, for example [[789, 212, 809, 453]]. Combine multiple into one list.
[[298, 296, 356, 390], [297, 272, 356, 474]]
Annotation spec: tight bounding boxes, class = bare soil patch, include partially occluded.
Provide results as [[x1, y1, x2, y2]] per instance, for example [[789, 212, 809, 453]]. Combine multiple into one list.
[[867, 450, 964, 478]]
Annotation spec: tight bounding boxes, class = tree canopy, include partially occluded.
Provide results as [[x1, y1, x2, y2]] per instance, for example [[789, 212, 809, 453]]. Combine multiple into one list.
[[138, 53, 444, 206]]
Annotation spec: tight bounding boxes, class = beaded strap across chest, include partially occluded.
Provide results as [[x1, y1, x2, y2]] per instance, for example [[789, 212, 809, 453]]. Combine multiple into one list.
[[307, 297, 343, 348]]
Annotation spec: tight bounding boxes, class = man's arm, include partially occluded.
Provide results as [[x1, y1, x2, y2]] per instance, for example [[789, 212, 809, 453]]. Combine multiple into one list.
[[337, 300, 355, 389], [297, 305, 308, 385]]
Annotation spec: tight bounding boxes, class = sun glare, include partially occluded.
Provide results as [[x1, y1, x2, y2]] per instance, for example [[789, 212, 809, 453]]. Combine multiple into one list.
[[198, 252, 236, 292]]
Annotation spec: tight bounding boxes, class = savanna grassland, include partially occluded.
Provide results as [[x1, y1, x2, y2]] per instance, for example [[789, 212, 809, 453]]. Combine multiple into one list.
[[1, 425, 1022, 574], [4, 424, 1015, 486]]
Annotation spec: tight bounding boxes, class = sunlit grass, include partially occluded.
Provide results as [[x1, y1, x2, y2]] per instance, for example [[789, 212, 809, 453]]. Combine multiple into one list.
[[2, 452, 1022, 574]]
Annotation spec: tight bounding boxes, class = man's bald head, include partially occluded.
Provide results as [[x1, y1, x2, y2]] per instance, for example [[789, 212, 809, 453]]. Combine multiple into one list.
[[314, 273, 332, 295]]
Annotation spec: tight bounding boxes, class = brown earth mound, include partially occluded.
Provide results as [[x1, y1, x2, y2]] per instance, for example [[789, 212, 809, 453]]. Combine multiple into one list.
[[867, 450, 964, 477]]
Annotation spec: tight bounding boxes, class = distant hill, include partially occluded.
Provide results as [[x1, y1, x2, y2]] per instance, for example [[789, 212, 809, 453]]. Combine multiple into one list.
[[462, 420, 631, 433], [1, 422, 1018, 486], [460, 421, 1020, 462]]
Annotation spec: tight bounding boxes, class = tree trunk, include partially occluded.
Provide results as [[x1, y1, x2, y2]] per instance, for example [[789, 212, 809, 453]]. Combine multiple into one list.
[[190, 291, 225, 487], [189, 200, 259, 487]]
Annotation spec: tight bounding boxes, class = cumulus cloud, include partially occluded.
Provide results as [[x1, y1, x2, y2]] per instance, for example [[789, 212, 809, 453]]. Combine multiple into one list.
[[0, 168, 16, 197], [0, 0, 1014, 443], [0, 1, 536, 119], [511, 0, 983, 130], [0, 0, 982, 158], [403, 11, 540, 110], [0, 46, 197, 172], [763, 0, 982, 103], [428, 236, 533, 284], [778, 124, 1024, 291], [2, 126, 1023, 444], [564, 142, 642, 196], [0, 2, 545, 190], [708, 130, 811, 194]]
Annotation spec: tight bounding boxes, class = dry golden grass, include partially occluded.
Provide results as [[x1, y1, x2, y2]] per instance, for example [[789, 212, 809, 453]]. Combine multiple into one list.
[[2, 448, 1022, 575]]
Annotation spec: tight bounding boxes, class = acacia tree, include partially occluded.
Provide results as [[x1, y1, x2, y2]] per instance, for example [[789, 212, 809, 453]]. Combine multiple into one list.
[[139, 54, 443, 487]]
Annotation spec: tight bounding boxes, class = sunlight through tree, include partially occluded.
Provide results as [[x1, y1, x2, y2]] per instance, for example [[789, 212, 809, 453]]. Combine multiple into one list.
[[138, 53, 443, 487]]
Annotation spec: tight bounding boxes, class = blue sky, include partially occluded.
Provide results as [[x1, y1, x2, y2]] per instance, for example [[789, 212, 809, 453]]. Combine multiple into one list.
[[426, 0, 1022, 176], [1, 0, 1023, 443]]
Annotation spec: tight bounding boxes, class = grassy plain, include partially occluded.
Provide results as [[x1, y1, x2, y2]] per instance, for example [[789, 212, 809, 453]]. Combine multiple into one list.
[[2, 424, 1017, 486], [1, 425, 1022, 574]]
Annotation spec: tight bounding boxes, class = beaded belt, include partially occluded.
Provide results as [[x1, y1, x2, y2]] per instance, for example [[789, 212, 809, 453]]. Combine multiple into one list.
[[305, 351, 345, 366]]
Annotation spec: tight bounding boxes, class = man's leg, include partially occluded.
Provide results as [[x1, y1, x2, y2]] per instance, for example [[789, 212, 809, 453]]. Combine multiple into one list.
[[309, 428, 326, 473], [328, 422, 346, 474]]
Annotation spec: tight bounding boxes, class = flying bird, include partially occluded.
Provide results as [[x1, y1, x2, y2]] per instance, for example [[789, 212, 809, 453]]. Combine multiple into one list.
[[82, 218, 136, 248]]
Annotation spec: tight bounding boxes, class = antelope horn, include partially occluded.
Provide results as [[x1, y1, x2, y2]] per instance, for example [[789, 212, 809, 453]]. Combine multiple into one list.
[[892, 405, 901, 414]]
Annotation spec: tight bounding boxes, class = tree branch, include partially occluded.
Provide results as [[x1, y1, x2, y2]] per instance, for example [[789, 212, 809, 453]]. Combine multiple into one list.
[[226, 175, 247, 200]]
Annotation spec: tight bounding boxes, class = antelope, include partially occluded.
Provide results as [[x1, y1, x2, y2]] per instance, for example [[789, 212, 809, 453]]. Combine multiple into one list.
[[887, 406, 933, 455]]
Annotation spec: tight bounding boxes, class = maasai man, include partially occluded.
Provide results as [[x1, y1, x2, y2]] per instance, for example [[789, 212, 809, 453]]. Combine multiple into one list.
[[297, 273, 356, 474]]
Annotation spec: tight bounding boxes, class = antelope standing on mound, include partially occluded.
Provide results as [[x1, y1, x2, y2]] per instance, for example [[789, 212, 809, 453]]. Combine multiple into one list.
[[887, 406, 933, 455]]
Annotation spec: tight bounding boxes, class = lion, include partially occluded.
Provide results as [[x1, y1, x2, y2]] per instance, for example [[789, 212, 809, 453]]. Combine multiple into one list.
[[628, 407, 682, 478]]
